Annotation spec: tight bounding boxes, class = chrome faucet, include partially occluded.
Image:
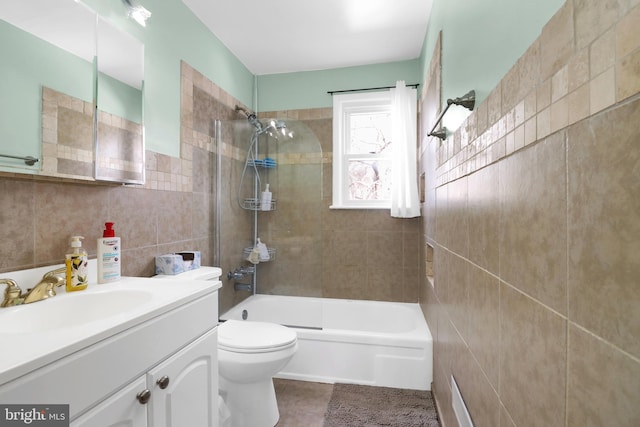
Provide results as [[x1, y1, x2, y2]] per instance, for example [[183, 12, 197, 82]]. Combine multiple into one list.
[[227, 266, 255, 281], [1, 267, 66, 307]]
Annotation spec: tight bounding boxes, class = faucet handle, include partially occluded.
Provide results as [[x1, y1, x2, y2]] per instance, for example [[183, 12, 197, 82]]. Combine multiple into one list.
[[43, 267, 66, 279], [1, 278, 23, 307]]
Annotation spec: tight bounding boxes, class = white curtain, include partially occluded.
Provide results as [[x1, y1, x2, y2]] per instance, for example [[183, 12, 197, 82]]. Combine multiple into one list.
[[390, 80, 420, 218]]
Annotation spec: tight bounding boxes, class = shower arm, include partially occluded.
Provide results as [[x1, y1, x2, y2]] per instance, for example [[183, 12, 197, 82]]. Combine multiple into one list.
[[427, 90, 476, 140]]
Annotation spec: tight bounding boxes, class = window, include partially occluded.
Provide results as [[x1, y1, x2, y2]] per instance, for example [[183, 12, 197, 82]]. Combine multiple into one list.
[[332, 91, 394, 209]]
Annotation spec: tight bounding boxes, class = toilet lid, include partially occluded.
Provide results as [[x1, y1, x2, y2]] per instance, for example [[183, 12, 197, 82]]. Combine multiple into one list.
[[218, 320, 297, 352]]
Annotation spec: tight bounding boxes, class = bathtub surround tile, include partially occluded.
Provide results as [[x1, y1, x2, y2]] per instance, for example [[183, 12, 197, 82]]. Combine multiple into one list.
[[434, 246, 451, 308], [568, 48, 590, 92], [616, 49, 640, 102], [537, 79, 552, 112], [457, 351, 500, 427], [574, 0, 625, 50], [368, 266, 404, 302], [567, 325, 640, 427], [502, 66, 520, 114], [466, 266, 500, 389], [500, 404, 517, 427], [590, 28, 616, 78], [499, 284, 567, 427], [363, 231, 402, 268], [403, 228, 421, 269], [402, 268, 420, 302], [539, 0, 575, 79], [467, 165, 499, 275], [567, 98, 640, 358], [590, 67, 617, 115], [499, 132, 567, 314], [435, 185, 448, 247], [447, 253, 469, 341], [422, 2, 640, 427], [322, 265, 367, 300], [519, 40, 542, 102], [567, 83, 591, 125], [447, 177, 469, 258], [551, 65, 569, 103], [616, 5, 640, 59]]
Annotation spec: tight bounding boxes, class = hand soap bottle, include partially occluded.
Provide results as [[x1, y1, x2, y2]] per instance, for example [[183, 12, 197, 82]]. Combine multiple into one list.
[[66, 236, 88, 292], [97, 222, 121, 284]]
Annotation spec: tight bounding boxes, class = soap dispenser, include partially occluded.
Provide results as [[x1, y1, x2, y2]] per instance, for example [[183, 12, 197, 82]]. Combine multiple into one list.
[[97, 222, 121, 284], [66, 236, 88, 292]]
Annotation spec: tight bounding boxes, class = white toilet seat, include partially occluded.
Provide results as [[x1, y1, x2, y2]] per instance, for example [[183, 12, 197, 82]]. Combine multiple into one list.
[[218, 320, 297, 353]]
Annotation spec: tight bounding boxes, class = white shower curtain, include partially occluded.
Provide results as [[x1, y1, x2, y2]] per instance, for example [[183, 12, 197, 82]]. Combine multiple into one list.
[[390, 81, 420, 218]]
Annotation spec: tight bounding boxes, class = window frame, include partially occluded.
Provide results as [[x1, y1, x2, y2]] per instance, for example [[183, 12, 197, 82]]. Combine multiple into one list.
[[331, 90, 393, 209]]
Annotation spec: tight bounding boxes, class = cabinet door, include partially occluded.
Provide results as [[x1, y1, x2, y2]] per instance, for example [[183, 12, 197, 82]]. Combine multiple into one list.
[[71, 376, 147, 427], [147, 328, 218, 427]]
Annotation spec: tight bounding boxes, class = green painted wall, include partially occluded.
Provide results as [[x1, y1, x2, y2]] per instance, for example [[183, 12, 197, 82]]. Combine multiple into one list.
[[420, 0, 565, 131], [256, 59, 421, 112], [84, 0, 255, 157]]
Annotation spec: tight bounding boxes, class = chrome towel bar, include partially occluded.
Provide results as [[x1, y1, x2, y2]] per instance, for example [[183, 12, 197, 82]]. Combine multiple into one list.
[[0, 153, 39, 166]]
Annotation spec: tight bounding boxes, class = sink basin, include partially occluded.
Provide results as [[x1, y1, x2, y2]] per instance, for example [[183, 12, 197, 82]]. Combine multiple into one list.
[[0, 289, 153, 334]]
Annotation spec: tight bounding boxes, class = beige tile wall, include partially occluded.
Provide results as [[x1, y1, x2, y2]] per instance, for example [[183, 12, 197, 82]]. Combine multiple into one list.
[[420, 1, 640, 426]]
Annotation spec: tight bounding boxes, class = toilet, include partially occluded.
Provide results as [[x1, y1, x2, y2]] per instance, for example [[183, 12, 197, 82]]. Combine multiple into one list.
[[153, 267, 297, 427], [218, 319, 298, 427]]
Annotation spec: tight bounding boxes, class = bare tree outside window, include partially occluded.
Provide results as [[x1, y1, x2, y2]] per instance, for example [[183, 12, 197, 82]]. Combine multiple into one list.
[[347, 112, 393, 201]]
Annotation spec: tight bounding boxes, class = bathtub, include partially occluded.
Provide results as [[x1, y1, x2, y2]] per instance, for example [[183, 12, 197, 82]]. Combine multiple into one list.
[[219, 294, 432, 391]]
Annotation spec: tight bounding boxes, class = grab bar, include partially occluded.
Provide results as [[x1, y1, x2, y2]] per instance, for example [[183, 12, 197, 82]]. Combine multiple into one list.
[[0, 153, 39, 166]]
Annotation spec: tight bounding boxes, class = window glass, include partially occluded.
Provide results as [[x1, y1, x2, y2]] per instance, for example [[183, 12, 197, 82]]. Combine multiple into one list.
[[332, 91, 393, 209]]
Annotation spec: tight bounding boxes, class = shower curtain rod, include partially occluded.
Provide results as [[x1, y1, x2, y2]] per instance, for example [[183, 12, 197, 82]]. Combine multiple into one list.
[[327, 83, 419, 95]]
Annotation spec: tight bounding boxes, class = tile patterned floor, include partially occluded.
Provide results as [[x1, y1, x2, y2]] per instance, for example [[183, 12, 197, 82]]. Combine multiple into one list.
[[274, 379, 334, 427]]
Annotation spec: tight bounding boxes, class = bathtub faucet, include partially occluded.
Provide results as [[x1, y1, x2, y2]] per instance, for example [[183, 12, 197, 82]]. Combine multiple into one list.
[[227, 266, 255, 281], [234, 283, 253, 292]]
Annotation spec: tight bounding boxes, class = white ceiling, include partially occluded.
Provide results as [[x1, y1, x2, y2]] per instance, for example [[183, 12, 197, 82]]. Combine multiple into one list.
[[182, 0, 433, 75]]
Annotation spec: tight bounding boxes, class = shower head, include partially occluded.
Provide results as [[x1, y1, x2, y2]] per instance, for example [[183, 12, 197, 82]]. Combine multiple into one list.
[[234, 105, 293, 138], [235, 105, 264, 132]]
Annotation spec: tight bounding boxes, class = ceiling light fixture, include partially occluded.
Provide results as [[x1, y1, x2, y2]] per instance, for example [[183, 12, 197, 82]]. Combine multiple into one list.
[[122, 0, 151, 27]]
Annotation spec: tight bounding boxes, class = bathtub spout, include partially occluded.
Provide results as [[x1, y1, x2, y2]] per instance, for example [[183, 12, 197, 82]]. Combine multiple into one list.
[[234, 283, 253, 292]]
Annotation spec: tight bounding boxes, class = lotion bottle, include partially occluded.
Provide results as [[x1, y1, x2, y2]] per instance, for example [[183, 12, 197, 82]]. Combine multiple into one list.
[[260, 183, 272, 211], [97, 222, 121, 284], [66, 236, 88, 292]]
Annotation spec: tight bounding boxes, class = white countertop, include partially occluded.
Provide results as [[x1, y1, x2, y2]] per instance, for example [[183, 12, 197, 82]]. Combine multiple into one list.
[[0, 275, 221, 386]]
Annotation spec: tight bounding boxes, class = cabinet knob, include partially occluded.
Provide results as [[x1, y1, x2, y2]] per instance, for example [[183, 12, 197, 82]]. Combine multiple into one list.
[[157, 375, 170, 390], [136, 389, 151, 404]]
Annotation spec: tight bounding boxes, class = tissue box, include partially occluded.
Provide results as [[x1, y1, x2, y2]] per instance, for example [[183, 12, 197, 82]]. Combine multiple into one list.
[[176, 251, 201, 271], [154, 251, 201, 275]]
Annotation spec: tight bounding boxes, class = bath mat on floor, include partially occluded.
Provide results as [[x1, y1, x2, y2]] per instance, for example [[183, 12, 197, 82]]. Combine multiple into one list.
[[323, 383, 440, 427]]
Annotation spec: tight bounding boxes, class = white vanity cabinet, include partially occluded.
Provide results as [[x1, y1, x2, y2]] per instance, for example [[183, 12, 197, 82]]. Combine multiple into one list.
[[72, 329, 218, 427], [0, 280, 220, 427], [72, 376, 148, 427], [147, 329, 218, 427]]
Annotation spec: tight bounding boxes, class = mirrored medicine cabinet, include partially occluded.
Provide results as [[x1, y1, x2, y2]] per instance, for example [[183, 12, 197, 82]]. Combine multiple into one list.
[[0, 0, 145, 184]]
